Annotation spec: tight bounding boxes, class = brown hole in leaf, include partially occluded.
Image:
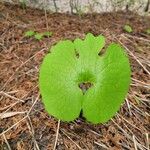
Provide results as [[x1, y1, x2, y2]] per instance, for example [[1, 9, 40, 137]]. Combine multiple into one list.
[[78, 82, 93, 95]]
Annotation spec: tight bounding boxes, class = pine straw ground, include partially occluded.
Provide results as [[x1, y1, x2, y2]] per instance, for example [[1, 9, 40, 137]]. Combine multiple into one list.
[[0, 2, 150, 150]]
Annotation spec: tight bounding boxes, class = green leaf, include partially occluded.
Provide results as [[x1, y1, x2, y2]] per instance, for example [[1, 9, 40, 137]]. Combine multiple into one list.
[[124, 25, 133, 33], [39, 33, 131, 124], [146, 29, 150, 34], [43, 31, 53, 37], [34, 33, 43, 40], [24, 30, 35, 37]]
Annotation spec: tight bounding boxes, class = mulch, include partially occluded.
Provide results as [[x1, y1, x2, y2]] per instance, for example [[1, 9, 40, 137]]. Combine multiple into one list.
[[0, 2, 150, 150]]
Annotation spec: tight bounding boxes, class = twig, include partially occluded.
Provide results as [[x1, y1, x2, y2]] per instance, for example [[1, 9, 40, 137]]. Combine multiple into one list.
[[111, 119, 133, 142], [1, 48, 46, 90], [27, 93, 40, 115], [0, 91, 24, 102], [111, 119, 147, 150], [117, 113, 141, 132], [122, 34, 150, 43], [132, 78, 150, 86], [120, 41, 150, 75], [0, 116, 27, 136], [129, 101, 148, 117], [0, 111, 26, 119], [53, 119, 60, 150], [94, 141, 109, 149], [0, 94, 40, 136], [26, 116, 40, 150], [61, 129, 83, 150], [44, 8, 49, 31], [3, 85, 38, 113], [145, 133, 149, 150], [133, 135, 138, 150], [125, 98, 132, 116], [52, 0, 58, 12], [130, 83, 150, 89], [2, 133, 12, 150], [88, 129, 102, 136]]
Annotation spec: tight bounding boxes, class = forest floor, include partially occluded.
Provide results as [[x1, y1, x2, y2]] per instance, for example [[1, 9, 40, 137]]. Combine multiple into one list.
[[0, 2, 150, 150]]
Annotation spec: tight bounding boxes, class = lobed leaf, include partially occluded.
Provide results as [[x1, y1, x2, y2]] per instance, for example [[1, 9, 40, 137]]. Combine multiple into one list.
[[39, 33, 131, 123]]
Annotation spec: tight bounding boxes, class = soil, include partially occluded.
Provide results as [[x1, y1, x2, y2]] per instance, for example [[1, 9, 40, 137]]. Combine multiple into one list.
[[0, 2, 150, 150]]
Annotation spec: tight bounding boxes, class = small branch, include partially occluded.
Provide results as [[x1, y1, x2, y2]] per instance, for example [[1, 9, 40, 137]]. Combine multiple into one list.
[[69, 0, 74, 14], [0, 91, 24, 103], [26, 116, 40, 150], [133, 135, 138, 150], [61, 129, 83, 150], [53, 119, 60, 150], [1, 48, 46, 90], [94, 141, 109, 149], [145, 0, 150, 12], [44, 9, 49, 31], [125, 98, 132, 116], [3, 133, 12, 150], [0, 116, 27, 136], [145, 133, 149, 150], [118, 39, 150, 75], [0, 94, 40, 136], [52, 0, 58, 12]]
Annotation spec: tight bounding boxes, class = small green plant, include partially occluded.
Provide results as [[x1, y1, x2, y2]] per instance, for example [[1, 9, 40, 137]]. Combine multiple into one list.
[[39, 33, 131, 124], [124, 25, 133, 33], [24, 30, 35, 37], [34, 33, 44, 40], [20, 0, 27, 10], [24, 30, 52, 40], [146, 28, 150, 34], [43, 31, 53, 37]]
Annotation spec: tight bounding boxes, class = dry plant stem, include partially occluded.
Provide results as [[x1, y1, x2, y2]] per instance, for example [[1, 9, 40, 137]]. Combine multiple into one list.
[[123, 34, 150, 43], [132, 78, 150, 86], [88, 129, 102, 136], [125, 98, 132, 116], [0, 94, 40, 137], [129, 101, 148, 116], [53, 119, 60, 150], [26, 115, 40, 150], [0, 91, 24, 102], [1, 48, 46, 90], [145, 133, 149, 150], [52, 0, 58, 12], [4, 85, 38, 113], [2, 133, 12, 150], [117, 113, 141, 132], [0, 111, 26, 119], [118, 40, 150, 75], [0, 116, 27, 137], [131, 83, 150, 89], [111, 119, 144, 150], [61, 129, 83, 150], [115, 114, 148, 150], [44, 8, 49, 31], [27, 94, 40, 115], [133, 135, 138, 150], [3, 90, 19, 94], [94, 141, 109, 149]]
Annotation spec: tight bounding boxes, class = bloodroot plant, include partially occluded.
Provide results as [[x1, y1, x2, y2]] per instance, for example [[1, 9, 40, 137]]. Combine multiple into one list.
[[39, 33, 131, 124]]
